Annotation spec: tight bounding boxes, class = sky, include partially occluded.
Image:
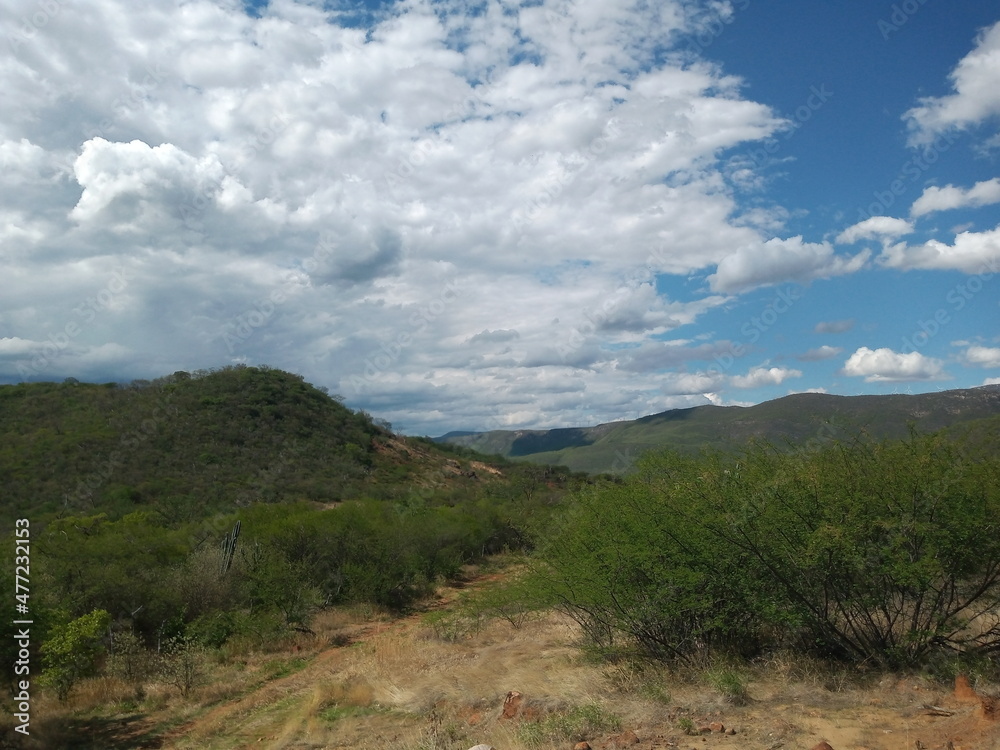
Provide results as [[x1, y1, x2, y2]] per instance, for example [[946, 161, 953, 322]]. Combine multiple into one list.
[[1, 0, 999, 436]]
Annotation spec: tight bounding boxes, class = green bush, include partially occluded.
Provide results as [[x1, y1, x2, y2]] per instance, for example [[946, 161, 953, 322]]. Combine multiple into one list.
[[531, 431, 1000, 668], [40, 609, 112, 700]]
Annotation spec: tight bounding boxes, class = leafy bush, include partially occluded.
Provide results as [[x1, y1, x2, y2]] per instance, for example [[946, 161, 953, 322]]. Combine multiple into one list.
[[40, 609, 111, 700], [532, 431, 1000, 668]]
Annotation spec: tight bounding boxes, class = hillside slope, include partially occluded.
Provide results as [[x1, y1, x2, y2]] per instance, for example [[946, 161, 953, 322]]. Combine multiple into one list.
[[437, 385, 1000, 473], [0, 365, 490, 525]]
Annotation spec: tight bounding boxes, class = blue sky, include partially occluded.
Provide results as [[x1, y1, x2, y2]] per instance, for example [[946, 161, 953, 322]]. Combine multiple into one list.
[[1, 0, 998, 435]]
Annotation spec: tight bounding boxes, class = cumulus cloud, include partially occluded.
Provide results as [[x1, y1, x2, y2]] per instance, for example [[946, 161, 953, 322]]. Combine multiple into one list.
[[836, 216, 913, 244], [708, 236, 868, 293], [729, 365, 802, 389], [842, 347, 947, 382], [797, 345, 842, 362], [905, 20, 1000, 146], [878, 227, 1000, 273], [965, 345, 1000, 368], [910, 178, 1000, 217], [0, 0, 987, 434]]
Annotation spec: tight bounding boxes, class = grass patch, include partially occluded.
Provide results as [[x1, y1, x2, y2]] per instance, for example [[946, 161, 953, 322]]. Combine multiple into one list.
[[517, 703, 622, 747], [261, 657, 309, 680]]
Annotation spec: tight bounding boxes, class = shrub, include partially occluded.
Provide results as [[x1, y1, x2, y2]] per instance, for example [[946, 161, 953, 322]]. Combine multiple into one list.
[[532, 431, 1000, 668]]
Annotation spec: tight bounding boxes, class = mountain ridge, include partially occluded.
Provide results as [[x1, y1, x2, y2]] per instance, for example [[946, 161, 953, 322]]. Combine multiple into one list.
[[435, 384, 1000, 473]]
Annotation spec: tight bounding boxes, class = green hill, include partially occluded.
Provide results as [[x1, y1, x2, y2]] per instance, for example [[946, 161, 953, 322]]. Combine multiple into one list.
[[0, 365, 502, 525], [436, 385, 1000, 473]]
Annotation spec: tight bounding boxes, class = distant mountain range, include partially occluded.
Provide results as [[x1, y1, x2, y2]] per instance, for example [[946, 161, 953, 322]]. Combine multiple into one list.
[[435, 385, 1000, 474]]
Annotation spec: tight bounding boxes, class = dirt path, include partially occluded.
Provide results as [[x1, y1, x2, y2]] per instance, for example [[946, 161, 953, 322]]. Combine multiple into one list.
[[156, 571, 503, 749]]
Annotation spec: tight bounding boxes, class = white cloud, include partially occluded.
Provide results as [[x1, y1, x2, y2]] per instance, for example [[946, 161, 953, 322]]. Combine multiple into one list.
[[0, 0, 988, 434], [708, 236, 868, 293], [985, 377, 1000, 385], [836, 216, 913, 244], [842, 347, 947, 382], [905, 20, 1000, 146], [879, 227, 1000, 273], [965, 345, 1000, 368], [910, 178, 1000, 217], [730, 365, 802, 389]]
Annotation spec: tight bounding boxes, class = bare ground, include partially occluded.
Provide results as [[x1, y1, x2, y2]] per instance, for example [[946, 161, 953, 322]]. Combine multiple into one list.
[[12, 570, 1000, 750]]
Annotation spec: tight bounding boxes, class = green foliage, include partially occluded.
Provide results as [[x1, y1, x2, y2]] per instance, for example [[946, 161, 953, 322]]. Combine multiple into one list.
[[531, 431, 1000, 668], [705, 667, 750, 705], [517, 703, 621, 747], [40, 609, 111, 700], [0, 366, 388, 525]]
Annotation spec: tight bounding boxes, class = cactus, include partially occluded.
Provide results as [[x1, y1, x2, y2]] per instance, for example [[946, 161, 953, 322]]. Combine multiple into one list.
[[220, 520, 241, 575]]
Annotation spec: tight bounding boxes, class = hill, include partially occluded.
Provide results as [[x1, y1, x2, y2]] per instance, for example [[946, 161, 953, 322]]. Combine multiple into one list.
[[0, 365, 511, 525], [436, 385, 1000, 473]]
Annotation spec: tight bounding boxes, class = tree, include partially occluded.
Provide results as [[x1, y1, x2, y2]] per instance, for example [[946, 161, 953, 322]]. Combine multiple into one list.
[[40, 609, 111, 700]]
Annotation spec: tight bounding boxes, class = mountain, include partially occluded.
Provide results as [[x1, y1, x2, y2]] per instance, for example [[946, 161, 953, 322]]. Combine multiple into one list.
[[0, 365, 509, 525], [435, 385, 1000, 473]]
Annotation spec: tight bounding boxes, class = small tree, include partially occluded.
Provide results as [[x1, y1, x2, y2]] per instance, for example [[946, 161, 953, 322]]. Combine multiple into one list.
[[41, 609, 112, 700], [159, 637, 207, 698]]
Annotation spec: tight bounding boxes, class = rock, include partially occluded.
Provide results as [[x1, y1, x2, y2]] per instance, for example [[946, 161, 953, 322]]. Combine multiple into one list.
[[697, 725, 713, 734], [574, 743, 592, 750], [810, 743, 834, 750], [725, 727, 737, 735], [609, 729, 639, 747], [467, 745, 495, 750], [708, 722, 724, 733], [501, 690, 522, 719], [955, 674, 979, 703]]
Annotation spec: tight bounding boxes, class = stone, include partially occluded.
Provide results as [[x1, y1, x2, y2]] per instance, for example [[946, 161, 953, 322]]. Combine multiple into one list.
[[501, 690, 523, 719], [610, 729, 639, 747], [709, 722, 724, 733], [725, 726, 737, 735], [467, 746, 495, 750], [810, 743, 834, 750], [955, 674, 979, 703], [574, 743, 592, 750]]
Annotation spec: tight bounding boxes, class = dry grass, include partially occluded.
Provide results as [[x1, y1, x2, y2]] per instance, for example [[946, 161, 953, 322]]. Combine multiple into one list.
[[11, 571, 1000, 750]]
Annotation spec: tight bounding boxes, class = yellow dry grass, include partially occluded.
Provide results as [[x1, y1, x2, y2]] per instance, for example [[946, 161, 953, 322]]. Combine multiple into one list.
[[12, 570, 1000, 750]]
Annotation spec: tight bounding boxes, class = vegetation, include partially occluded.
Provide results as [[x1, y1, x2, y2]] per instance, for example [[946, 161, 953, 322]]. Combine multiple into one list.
[[3, 365, 1000, 749], [437, 385, 1000, 473], [526, 431, 1000, 668], [1, 366, 584, 710]]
